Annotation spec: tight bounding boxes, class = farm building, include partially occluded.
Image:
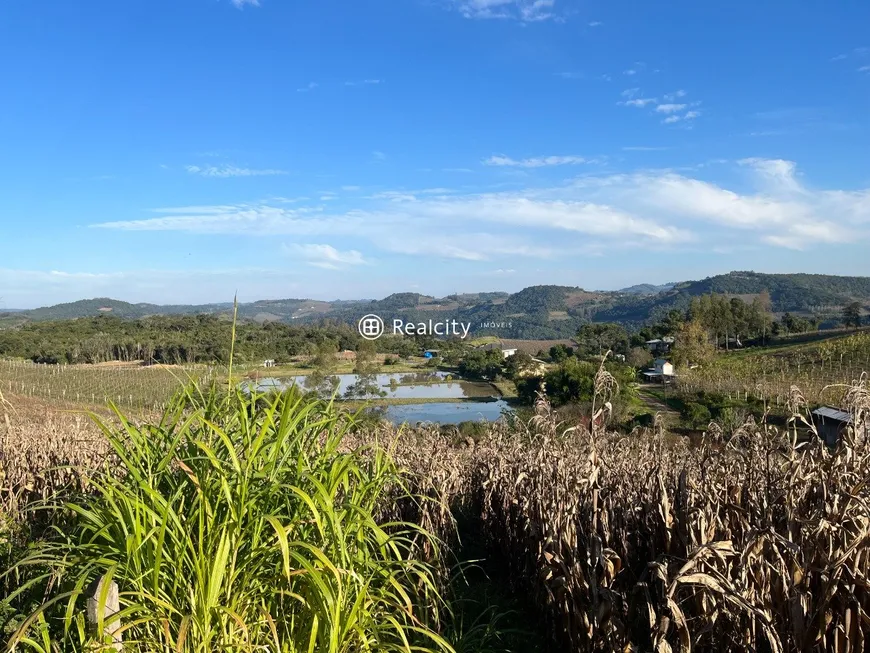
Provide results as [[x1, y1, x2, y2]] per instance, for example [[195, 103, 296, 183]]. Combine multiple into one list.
[[640, 358, 675, 383], [645, 337, 675, 355], [811, 407, 868, 446], [478, 342, 519, 359], [263, 359, 276, 368]]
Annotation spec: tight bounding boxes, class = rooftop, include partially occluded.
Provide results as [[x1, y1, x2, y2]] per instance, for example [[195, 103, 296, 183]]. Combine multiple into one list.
[[811, 407, 853, 423]]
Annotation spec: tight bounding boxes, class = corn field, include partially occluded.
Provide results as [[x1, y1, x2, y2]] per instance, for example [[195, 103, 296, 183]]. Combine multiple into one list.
[[2, 370, 870, 650], [0, 359, 218, 413]]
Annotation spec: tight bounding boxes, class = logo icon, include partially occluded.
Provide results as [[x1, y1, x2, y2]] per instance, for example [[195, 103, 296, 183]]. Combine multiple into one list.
[[358, 314, 385, 340]]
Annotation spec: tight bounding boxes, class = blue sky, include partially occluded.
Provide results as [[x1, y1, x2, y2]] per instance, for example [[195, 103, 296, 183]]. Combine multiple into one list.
[[1, 0, 869, 308]]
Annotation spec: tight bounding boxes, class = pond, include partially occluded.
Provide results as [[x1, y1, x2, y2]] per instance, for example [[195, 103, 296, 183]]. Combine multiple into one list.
[[243, 372, 512, 424], [245, 372, 495, 400], [380, 400, 512, 425]]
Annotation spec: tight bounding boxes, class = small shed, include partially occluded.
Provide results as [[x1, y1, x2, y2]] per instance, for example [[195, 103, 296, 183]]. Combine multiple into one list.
[[811, 407, 853, 446], [263, 359, 276, 368], [501, 348, 518, 359]]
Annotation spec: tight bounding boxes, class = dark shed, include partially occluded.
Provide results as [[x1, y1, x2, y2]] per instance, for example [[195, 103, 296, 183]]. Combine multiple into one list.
[[811, 407, 852, 446]]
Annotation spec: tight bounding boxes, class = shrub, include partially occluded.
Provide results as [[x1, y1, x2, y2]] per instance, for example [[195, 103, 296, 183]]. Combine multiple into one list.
[[5, 388, 452, 652], [683, 401, 712, 429]]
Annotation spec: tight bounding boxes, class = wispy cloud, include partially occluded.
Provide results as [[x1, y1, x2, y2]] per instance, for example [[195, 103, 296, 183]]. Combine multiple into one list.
[[655, 103, 687, 114], [341, 185, 361, 192], [623, 98, 657, 107], [860, 65, 870, 73], [344, 79, 382, 86], [296, 82, 318, 93], [92, 160, 870, 260], [662, 110, 700, 124], [372, 150, 387, 161], [663, 90, 686, 102], [231, 0, 260, 8], [185, 165, 287, 178], [484, 154, 590, 167], [588, 20, 602, 26], [452, 0, 557, 22], [284, 244, 367, 269], [622, 62, 646, 76]]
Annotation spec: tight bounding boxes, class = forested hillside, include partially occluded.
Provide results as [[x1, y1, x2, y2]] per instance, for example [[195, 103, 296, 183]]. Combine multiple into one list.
[[3, 271, 869, 338]]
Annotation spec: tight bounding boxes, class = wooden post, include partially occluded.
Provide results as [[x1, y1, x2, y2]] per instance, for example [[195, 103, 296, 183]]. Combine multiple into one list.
[[86, 575, 122, 650]]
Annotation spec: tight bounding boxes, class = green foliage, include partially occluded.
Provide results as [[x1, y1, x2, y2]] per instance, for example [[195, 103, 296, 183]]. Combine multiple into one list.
[[574, 323, 629, 356], [548, 344, 574, 362], [682, 402, 712, 429], [4, 389, 453, 652], [503, 352, 535, 379], [842, 302, 863, 329], [458, 350, 504, 381]]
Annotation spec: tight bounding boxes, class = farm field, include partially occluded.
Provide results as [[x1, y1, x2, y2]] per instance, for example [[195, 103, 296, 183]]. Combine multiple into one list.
[[677, 331, 870, 407], [0, 359, 217, 412], [3, 371, 870, 650]]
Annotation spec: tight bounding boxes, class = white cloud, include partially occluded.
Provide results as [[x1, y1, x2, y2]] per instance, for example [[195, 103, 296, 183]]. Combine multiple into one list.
[[341, 185, 361, 191], [345, 79, 382, 86], [623, 69, 637, 76], [655, 103, 687, 114], [92, 159, 870, 259], [588, 21, 602, 26], [296, 82, 318, 92], [623, 98, 657, 107], [372, 150, 386, 161], [663, 90, 686, 102], [452, 0, 556, 21], [860, 65, 870, 72], [285, 244, 367, 269], [231, 0, 259, 7], [185, 165, 287, 178], [484, 154, 589, 167], [621, 88, 640, 98], [662, 110, 701, 124]]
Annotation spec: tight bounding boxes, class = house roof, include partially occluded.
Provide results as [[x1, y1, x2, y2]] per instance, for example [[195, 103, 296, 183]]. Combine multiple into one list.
[[812, 406, 852, 423]]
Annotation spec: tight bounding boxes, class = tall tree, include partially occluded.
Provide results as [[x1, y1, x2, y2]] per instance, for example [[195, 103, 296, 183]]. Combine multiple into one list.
[[842, 302, 863, 329], [670, 320, 715, 369]]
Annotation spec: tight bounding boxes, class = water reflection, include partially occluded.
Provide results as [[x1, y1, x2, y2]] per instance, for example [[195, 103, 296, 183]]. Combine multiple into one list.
[[245, 372, 495, 400]]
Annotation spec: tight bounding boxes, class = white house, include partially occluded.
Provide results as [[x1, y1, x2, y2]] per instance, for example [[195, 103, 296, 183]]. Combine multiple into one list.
[[501, 348, 518, 359], [641, 358, 675, 383], [263, 359, 276, 368]]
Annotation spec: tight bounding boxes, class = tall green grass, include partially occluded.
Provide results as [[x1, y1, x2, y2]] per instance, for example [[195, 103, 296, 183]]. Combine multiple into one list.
[[4, 386, 453, 652]]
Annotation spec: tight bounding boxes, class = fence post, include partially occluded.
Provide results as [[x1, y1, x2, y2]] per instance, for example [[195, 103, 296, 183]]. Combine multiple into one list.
[[86, 575, 122, 650]]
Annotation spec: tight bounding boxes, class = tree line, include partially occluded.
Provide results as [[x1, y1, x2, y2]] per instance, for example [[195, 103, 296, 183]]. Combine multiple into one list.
[[0, 315, 429, 365]]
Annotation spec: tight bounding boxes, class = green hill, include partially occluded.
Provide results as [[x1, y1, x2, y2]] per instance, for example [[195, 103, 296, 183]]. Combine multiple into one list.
[[6, 271, 869, 338]]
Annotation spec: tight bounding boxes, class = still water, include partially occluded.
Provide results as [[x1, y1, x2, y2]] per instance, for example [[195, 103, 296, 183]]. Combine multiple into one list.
[[246, 372, 494, 400], [381, 400, 511, 425], [243, 372, 511, 424]]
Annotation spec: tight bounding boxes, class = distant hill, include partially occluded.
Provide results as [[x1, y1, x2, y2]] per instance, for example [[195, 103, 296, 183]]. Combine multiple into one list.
[[618, 283, 675, 295], [5, 271, 870, 338]]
